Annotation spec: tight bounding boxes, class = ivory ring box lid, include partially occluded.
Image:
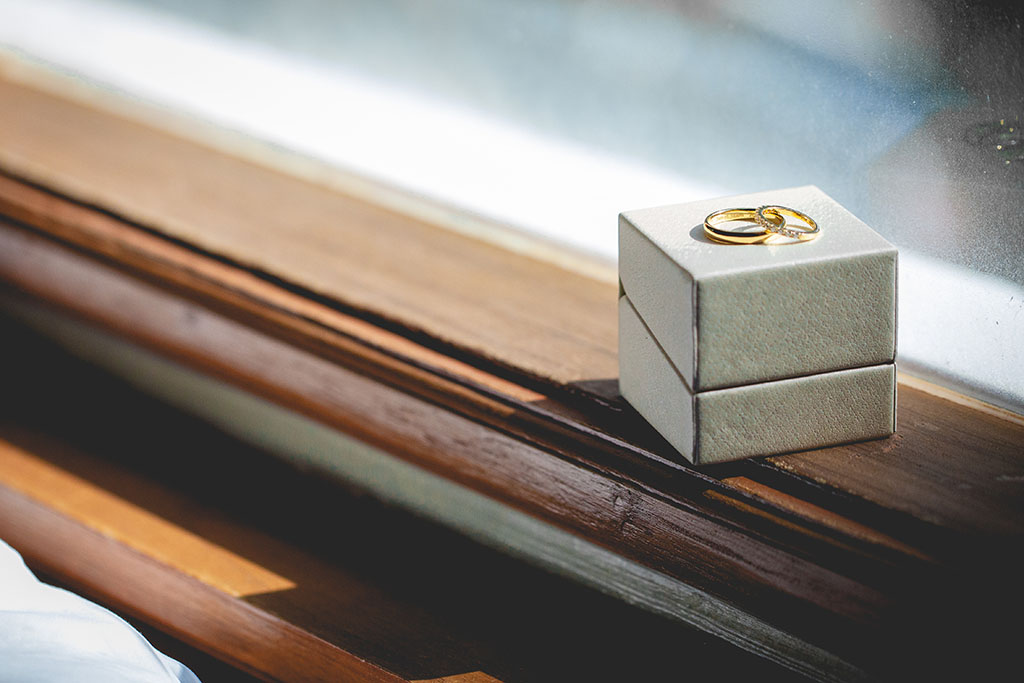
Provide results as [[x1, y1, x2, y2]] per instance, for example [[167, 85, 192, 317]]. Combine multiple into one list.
[[619, 185, 897, 392]]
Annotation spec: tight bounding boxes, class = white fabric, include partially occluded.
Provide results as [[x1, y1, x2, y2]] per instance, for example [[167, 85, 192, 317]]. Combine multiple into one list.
[[0, 540, 200, 683]]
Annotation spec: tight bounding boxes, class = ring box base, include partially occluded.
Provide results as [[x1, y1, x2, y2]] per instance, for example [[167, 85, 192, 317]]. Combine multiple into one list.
[[619, 295, 896, 465]]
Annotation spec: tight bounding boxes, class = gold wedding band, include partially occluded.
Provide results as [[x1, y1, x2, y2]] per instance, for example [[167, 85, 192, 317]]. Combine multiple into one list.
[[703, 207, 783, 244], [754, 205, 820, 242], [703, 205, 820, 244]]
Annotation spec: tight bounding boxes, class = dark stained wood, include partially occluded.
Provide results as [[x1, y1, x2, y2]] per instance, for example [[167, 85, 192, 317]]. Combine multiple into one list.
[[0, 172, 946, 583], [115, 617, 265, 683], [0, 478, 403, 683], [720, 477, 930, 562], [1, 73, 1023, 679], [0, 323, 789, 682], [0, 75, 1021, 555], [767, 388, 1024, 537], [4, 217, 1024, 678], [0, 226, 896, 671], [412, 675, 503, 683]]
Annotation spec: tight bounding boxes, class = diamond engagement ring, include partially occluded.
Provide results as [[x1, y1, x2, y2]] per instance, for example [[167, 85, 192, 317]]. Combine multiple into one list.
[[754, 205, 820, 242]]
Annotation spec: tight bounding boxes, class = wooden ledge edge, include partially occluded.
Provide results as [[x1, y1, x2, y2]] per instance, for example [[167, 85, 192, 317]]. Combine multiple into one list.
[[896, 371, 1024, 428], [0, 482, 405, 683]]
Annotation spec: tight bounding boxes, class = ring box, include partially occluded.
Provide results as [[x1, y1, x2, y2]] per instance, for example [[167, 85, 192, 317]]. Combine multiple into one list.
[[618, 185, 897, 465]]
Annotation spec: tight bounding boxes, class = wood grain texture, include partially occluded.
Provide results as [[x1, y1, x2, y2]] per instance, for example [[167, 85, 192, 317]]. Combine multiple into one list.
[[721, 477, 930, 561], [0, 76, 618, 388], [1, 73, 1023, 678], [0, 75, 1021, 541], [4, 216, 1023, 678], [0, 437, 295, 598], [0, 325, 789, 682], [0, 482, 403, 683], [767, 392, 1024, 537], [0, 226, 893, 666], [0, 81, 1019, 547]]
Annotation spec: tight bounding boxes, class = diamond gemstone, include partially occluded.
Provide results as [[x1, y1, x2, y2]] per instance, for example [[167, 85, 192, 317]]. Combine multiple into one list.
[[755, 206, 786, 235], [756, 206, 806, 239]]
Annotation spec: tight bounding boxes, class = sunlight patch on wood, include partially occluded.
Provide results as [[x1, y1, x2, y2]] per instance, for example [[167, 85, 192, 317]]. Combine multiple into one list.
[[0, 438, 296, 597]]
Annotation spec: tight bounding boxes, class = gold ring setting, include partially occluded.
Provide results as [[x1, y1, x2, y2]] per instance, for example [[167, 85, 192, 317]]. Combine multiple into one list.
[[754, 205, 819, 241], [703, 204, 820, 245]]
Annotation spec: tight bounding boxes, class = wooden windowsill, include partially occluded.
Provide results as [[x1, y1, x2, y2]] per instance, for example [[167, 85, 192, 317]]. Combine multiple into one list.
[[0, 71, 1022, 680], [3, 320, 788, 682]]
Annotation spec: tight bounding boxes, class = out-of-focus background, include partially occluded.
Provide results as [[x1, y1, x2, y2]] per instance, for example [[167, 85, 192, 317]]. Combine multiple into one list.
[[1, 0, 1021, 411]]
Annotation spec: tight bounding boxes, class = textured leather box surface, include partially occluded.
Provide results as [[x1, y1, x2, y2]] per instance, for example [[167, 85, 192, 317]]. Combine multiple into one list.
[[619, 295, 896, 465], [619, 185, 897, 393]]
